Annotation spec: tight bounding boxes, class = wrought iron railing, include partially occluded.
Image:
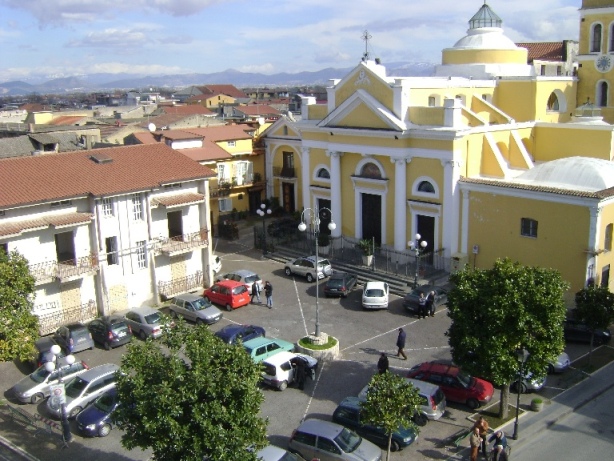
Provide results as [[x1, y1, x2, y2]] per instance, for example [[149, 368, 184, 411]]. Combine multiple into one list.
[[29, 254, 99, 284], [157, 228, 209, 255], [35, 300, 98, 336], [273, 166, 296, 178], [158, 271, 204, 300]]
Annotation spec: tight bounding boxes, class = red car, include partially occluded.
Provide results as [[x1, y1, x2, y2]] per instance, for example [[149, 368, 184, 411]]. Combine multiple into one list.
[[407, 361, 494, 410], [203, 280, 250, 311]]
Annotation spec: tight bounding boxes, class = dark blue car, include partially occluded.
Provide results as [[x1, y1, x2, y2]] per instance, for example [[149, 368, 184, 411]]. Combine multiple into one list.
[[214, 324, 265, 345], [75, 389, 119, 437]]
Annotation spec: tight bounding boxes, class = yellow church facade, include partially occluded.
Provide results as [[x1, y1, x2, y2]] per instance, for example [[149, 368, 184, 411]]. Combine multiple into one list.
[[262, 2, 614, 299]]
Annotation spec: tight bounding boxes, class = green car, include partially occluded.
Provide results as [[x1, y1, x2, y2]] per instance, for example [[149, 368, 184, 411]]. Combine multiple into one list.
[[242, 337, 295, 363]]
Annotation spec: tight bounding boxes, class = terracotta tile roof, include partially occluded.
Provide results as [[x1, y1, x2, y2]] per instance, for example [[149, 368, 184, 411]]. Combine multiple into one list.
[[19, 103, 52, 112], [235, 105, 282, 116], [160, 130, 203, 141], [516, 42, 564, 62], [152, 192, 205, 208], [131, 132, 157, 144], [0, 212, 93, 238], [459, 177, 612, 198], [0, 144, 215, 209], [48, 116, 87, 126], [159, 105, 214, 116], [196, 84, 247, 99], [178, 146, 232, 162], [182, 124, 255, 141]]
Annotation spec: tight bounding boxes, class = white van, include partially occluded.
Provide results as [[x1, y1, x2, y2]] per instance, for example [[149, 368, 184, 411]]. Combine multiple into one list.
[[261, 351, 318, 391]]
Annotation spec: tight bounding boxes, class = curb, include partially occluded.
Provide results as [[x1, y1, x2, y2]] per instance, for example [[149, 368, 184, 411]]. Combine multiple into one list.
[[0, 434, 40, 461]]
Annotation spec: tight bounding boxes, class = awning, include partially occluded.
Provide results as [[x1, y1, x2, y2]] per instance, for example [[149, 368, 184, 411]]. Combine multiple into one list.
[[0, 212, 94, 238], [152, 192, 205, 209]]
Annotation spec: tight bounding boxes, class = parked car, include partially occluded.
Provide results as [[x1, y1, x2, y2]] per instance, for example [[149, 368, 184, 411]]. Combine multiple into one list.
[[357, 377, 446, 425], [257, 445, 306, 461], [30, 336, 63, 371], [361, 281, 389, 309], [52, 323, 95, 354], [288, 419, 383, 461], [261, 351, 318, 391], [407, 361, 494, 409], [10, 358, 89, 404], [332, 397, 417, 452], [402, 285, 448, 315], [548, 352, 571, 374], [324, 272, 358, 298], [242, 337, 295, 363], [267, 218, 301, 238], [211, 254, 222, 275], [88, 316, 133, 350], [214, 324, 265, 345], [169, 293, 223, 325], [511, 372, 546, 393], [76, 388, 120, 437], [47, 363, 120, 419], [563, 319, 612, 345], [123, 306, 166, 340], [216, 269, 264, 294], [284, 255, 332, 282], [203, 280, 251, 311]]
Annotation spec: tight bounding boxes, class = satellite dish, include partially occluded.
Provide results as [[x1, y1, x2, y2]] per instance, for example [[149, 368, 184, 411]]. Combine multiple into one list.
[[257, 117, 265, 126], [148, 123, 157, 132]]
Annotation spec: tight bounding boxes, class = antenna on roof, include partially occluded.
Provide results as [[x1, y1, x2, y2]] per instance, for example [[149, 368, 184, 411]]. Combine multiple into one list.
[[361, 30, 372, 61]]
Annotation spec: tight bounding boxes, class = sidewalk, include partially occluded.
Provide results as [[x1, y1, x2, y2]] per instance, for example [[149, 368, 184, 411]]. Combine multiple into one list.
[[445, 360, 614, 460]]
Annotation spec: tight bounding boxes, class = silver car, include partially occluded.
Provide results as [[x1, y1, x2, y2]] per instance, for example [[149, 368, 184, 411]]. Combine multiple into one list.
[[257, 445, 306, 460], [168, 293, 223, 325], [123, 306, 166, 340], [289, 419, 382, 461], [46, 363, 120, 419], [216, 269, 264, 294], [10, 359, 89, 404], [284, 255, 332, 282], [548, 352, 571, 373]]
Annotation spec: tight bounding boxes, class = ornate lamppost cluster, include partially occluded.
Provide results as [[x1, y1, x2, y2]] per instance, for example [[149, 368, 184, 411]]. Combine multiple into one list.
[[408, 233, 428, 288], [45, 344, 75, 445], [257, 203, 272, 257]]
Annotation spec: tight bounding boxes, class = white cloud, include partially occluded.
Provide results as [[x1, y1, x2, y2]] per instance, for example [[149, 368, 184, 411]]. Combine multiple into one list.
[[66, 28, 151, 48], [238, 63, 276, 74]]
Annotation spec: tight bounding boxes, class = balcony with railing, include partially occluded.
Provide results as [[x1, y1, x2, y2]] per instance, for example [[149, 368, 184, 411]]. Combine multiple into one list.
[[29, 254, 99, 285], [158, 270, 204, 300], [273, 166, 296, 178], [157, 228, 209, 256]]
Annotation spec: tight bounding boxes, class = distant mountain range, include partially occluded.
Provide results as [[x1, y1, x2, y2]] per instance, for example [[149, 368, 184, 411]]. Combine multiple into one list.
[[0, 62, 435, 97]]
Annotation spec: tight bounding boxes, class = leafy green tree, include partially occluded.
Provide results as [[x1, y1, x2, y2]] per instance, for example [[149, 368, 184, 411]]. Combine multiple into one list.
[[446, 258, 568, 418], [359, 372, 421, 460], [0, 249, 38, 362], [574, 286, 614, 365], [112, 320, 268, 461]]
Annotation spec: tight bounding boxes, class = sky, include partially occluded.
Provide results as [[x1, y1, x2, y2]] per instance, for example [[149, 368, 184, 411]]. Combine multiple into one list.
[[0, 0, 582, 83]]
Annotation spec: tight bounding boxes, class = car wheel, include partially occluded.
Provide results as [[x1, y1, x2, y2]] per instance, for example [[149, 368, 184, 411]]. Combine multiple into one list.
[[306, 273, 314, 283], [31, 393, 45, 404], [466, 398, 479, 410], [104, 341, 111, 351], [513, 382, 528, 394], [226, 304, 232, 312], [547, 363, 555, 374], [390, 440, 401, 452], [69, 406, 83, 418], [284, 267, 292, 276], [196, 318, 204, 326], [278, 381, 288, 391], [98, 423, 112, 437], [413, 412, 428, 426], [139, 330, 147, 341], [170, 310, 178, 319]]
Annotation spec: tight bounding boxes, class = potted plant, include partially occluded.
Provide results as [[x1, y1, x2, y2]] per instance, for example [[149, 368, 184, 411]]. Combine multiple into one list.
[[357, 239, 375, 266], [530, 397, 543, 411]]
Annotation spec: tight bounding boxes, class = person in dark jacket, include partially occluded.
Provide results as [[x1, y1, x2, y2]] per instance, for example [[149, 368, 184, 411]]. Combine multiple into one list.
[[377, 353, 389, 374], [264, 281, 273, 309], [251, 280, 261, 304], [418, 293, 427, 319], [396, 328, 407, 360], [488, 431, 508, 461], [426, 290, 436, 316], [295, 358, 307, 390]]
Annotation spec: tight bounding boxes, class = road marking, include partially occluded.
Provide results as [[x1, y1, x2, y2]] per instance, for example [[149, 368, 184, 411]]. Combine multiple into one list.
[[292, 277, 309, 336], [301, 360, 325, 424], [340, 321, 420, 352]]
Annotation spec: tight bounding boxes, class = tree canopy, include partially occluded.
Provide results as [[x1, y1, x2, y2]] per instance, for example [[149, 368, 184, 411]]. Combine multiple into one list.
[[0, 249, 38, 362], [574, 285, 614, 362], [112, 320, 268, 461], [359, 372, 422, 460], [446, 258, 568, 417]]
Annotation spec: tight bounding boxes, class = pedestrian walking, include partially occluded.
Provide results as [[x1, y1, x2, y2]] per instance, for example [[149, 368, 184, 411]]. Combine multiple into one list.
[[426, 290, 436, 316], [295, 358, 307, 390], [418, 293, 427, 319], [264, 281, 273, 309], [251, 280, 261, 304], [473, 416, 489, 458], [377, 353, 389, 374], [469, 426, 482, 461], [396, 328, 407, 360]]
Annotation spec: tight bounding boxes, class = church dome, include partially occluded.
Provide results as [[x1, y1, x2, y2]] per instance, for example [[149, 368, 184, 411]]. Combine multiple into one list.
[[451, 3, 516, 50], [514, 157, 614, 192]]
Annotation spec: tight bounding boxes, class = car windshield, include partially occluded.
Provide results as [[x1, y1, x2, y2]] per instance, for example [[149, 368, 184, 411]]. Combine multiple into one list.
[[334, 427, 361, 453], [456, 370, 473, 388], [244, 275, 259, 283], [71, 327, 90, 340], [66, 377, 88, 398], [327, 279, 343, 288], [111, 322, 129, 334], [365, 288, 384, 297], [192, 298, 212, 310], [144, 313, 161, 325], [30, 367, 51, 384], [94, 392, 117, 413], [410, 289, 426, 297], [279, 453, 301, 461]]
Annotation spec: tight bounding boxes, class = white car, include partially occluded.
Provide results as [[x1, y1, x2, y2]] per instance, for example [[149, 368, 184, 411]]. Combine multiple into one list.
[[261, 351, 318, 391], [362, 281, 389, 309]]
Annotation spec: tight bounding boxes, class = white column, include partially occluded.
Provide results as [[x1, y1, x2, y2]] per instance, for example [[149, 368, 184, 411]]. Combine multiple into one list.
[[301, 147, 311, 211], [442, 159, 460, 258], [392, 158, 407, 252], [264, 142, 273, 198], [588, 206, 601, 285], [460, 188, 470, 254], [327, 150, 342, 237]]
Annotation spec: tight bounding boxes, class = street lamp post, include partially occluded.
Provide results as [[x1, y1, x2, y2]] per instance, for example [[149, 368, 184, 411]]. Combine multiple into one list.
[[512, 347, 529, 440], [257, 203, 272, 257], [408, 233, 428, 288], [298, 207, 336, 338], [45, 344, 75, 445]]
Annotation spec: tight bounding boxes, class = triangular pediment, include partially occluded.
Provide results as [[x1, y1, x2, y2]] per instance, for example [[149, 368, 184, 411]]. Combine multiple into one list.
[[260, 115, 300, 139]]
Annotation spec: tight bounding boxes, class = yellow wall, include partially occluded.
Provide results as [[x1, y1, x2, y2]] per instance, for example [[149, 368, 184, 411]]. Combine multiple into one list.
[[596, 201, 614, 290], [336, 102, 391, 129], [533, 125, 614, 161], [307, 105, 328, 120], [334, 66, 394, 113], [442, 49, 527, 65], [216, 137, 253, 155], [409, 107, 445, 125]]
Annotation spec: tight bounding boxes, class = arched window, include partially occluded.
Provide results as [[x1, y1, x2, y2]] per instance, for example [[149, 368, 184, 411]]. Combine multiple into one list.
[[606, 223, 613, 251], [592, 24, 602, 52], [547, 92, 559, 111], [598, 81, 609, 107], [417, 181, 435, 193], [360, 162, 382, 179], [317, 168, 330, 179]]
